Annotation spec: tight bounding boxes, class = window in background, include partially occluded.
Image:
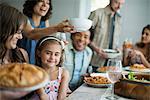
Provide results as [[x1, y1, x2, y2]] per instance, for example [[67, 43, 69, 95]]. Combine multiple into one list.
[[91, 0, 109, 11]]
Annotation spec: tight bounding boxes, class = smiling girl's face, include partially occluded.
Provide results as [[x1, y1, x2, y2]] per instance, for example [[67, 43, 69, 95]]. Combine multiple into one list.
[[40, 41, 62, 68]]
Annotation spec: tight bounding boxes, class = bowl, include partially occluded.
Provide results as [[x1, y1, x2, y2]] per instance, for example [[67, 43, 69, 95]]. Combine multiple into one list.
[[69, 18, 92, 32], [103, 49, 121, 58], [114, 73, 150, 100]]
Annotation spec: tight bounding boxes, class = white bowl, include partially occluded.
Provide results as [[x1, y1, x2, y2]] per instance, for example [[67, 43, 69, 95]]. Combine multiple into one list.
[[103, 49, 121, 58], [69, 18, 92, 32]]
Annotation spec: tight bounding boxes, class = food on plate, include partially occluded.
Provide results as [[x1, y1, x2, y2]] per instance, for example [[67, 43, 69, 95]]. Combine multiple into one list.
[[129, 64, 150, 72], [0, 63, 48, 89], [97, 66, 116, 72], [127, 72, 150, 83], [130, 64, 146, 69], [84, 76, 111, 84]]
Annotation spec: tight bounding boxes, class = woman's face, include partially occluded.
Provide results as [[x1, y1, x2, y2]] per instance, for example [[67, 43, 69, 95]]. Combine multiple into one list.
[[141, 28, 150, 44], [5, 24, 24, 49], [33, 0, 50, 16], [40, 42, 62, 68]]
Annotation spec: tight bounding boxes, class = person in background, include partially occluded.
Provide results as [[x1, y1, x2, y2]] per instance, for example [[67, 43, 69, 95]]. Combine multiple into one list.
[[0, 3, 29, 99], [31, 36, 69, 100], [64, 29, 93, 91], [19, 0, 74, 64], [123, 25, 150, 68], [88, 0, 125, 69]]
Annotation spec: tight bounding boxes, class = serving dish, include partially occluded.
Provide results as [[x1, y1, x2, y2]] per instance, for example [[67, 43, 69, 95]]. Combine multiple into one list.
[[69, 18, 92, 32], [84, 81, 111, 88], [1, 76, 49, 92], [124, 66, 150, 73], [0, 63, 49, 92], [103, 49, 121, 58], [84, 73, 111, 88], [114, 73, 150, 100]]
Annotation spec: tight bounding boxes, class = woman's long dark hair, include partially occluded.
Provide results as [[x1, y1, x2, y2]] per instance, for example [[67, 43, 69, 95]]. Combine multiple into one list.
[[136, 24, 150, 62], [0, 3, 27, 63], [23, 0, 52, 21]]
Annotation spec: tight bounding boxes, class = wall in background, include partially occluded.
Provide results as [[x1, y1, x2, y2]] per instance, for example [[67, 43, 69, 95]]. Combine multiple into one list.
[[1, 0, 150, 47], [49, 0, 79, 24], [53, 0, 150, 39], [120, 0, 150, 46], [49, 0, 91, 24], [148, 0, 150, 23], [1, 0, 25, 12]]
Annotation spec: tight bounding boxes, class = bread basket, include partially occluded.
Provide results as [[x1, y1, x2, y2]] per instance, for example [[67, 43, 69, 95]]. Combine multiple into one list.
[[114, 73, 150, 100]]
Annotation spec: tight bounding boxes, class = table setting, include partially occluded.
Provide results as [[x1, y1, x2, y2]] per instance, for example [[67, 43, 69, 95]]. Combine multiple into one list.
[[66, 49, 150, 100]]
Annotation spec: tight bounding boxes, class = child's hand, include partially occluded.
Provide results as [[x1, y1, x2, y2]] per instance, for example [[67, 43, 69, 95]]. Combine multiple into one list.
[[66, 87, 72, 97], [82, 73, 90, 77]]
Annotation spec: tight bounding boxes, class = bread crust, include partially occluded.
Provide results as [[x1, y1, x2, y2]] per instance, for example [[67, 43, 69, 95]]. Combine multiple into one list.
[[0, 63, 48, 88]]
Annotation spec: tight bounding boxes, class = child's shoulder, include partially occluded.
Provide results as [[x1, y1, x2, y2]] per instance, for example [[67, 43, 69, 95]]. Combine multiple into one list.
[[61, 67, 69, 74], [60, 67, 69, 78]]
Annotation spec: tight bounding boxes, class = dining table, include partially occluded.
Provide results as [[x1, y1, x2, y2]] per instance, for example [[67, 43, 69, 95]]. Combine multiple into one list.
[[65, 83, 134, 100]]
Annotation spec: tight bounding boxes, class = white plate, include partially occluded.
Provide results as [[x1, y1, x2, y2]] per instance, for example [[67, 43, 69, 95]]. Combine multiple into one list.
[[84, 73, 112, 88], [0, 74, 49, 92], [90, 73, 107, 77], [103, 49, 121, 58], [84, 81, 111, 88], [124, 66, 150, 73]]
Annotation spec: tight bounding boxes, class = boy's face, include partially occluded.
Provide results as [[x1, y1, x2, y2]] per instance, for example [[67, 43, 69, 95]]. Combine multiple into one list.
[[72, 31, 91, 51]]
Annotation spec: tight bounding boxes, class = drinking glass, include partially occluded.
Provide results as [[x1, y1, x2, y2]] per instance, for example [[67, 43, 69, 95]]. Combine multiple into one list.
[[106, 59, 122, 100]]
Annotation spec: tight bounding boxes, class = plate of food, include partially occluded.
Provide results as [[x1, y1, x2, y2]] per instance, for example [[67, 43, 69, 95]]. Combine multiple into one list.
[[84, 73, 111, 88], [0, 63, 49, 91], [97, 66, 116, 73], [123, 64, 150, 73], [103, 49, 121, 58]]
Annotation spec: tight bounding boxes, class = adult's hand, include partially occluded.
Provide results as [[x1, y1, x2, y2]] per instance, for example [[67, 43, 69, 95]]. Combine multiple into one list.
[[89, 42, 108, 59], [96, 48, 108, 59], [56, 20, 75, 33]]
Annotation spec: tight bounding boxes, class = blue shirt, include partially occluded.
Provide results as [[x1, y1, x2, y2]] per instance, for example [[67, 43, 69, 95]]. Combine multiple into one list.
[[69, 50, 84, 89], [63, 44, 93, 91], [18, 18, 46, 64]]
